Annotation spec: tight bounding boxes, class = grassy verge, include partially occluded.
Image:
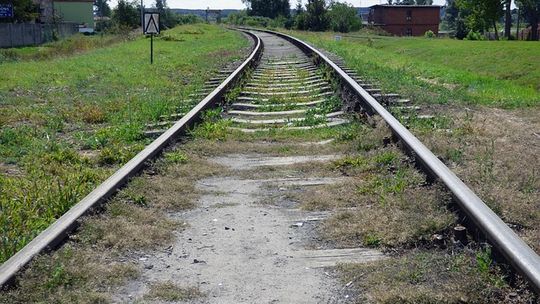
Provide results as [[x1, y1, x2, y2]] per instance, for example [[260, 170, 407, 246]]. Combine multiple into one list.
[[0, 33, 132, 63], [0, 24, 249, 263], [0, 147, 219, 303], [286, 30, 540, 108]]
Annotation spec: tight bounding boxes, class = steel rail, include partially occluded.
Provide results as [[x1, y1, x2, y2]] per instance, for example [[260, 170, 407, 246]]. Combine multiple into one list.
[[0, 30, 263, 288], [250, 28, 540, 292]]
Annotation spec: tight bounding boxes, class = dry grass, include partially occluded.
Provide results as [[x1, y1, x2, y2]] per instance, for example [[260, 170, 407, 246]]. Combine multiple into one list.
[[76, 200, 180, 251], [415, 105, 540, 253], [128, 151, 225, 211], [235, 160, 344, 180], [338, 248, 537, 304], [295, 182, 359, 211], [317, 182, 455, 248], [144, 281, 203, 302], [0, 244, 139, 303], [184, 136, 354, 157], [80, 104, 107, 124], [285, 122, 456, 248]]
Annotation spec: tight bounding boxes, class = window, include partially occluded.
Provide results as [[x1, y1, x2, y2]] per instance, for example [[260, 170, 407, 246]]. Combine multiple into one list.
[[406, 9, 412, 21]]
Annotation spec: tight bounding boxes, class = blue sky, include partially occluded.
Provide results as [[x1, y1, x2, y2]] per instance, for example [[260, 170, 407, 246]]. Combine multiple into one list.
[[117, 0, 447, 9]]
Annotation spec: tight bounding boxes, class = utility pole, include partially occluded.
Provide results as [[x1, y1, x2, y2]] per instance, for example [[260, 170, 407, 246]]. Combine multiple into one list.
[[504, 0, 511, 39], [140, 0, 144, 29], [516, 8, 520, 40]]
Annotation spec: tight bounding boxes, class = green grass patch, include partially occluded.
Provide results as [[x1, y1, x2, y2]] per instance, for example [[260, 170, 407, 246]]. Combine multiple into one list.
[[285, 30, 540, 108], [0, 24, 248, 263], [0, 33, 131, 63]]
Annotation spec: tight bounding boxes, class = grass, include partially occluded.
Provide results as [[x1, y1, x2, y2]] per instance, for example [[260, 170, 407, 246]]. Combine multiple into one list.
[[338, 247, 537, 303], [285, 30, 540, 109], [145, 281, 203, 301], [0, 33, 132, 63], [0, 24, 249, 264], [0, 143, 221, 303], [286, 120, 456, 248]]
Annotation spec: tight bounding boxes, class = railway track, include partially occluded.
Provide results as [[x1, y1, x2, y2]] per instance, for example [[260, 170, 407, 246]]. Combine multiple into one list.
[[225, 31, 348, 133], [1, 28, 539, 298]]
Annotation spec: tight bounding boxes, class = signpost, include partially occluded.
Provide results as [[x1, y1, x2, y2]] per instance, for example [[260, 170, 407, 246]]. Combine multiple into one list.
[[143, 12, 159, 64], [0, 4, 14, 18]]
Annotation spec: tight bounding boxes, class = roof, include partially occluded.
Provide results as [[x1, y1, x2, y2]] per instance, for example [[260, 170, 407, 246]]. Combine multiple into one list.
[[370, 5, 441, 8]]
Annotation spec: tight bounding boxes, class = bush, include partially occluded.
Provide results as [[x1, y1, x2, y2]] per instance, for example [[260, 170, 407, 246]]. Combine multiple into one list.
[[178, 14, 203, 25], [424, 30, 435, 38], [112, 0, 140, 29], [465, 30, 484, 40], [295, 12, 308, 30], [225, 11, 280, 28]]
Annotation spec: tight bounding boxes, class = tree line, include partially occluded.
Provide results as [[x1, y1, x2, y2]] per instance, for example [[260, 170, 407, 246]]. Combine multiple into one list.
[[94, 0, 200, 32], [232, 0, 361, 33], [444, 0, 539, 40]]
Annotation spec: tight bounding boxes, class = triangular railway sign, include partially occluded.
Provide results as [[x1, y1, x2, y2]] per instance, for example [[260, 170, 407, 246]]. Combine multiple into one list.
[[144, 13, 160, 34]]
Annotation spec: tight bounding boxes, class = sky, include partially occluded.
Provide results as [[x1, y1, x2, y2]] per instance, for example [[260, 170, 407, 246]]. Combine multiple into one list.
[[115, 0, 447, 10]]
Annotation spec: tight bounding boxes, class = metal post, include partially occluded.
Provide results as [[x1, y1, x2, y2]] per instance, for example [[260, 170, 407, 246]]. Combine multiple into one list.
[[150, 33, 153, 64]]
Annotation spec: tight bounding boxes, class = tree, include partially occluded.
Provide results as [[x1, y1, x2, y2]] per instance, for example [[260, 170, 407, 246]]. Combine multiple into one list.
[[415, 0, 434, 4], [516, 0, 540, 40], [305, 0, 328, 31], [0, 0, 39, 23], [155, 0, 177, 29], [295, 0, 303, 15], [445, 0, 471, 38], [294, 0, 308, 30], [457, 0, 504, 39], [112, 0, 140, 28], [327, 2, 361, 33], [504, 0, 512, 38], [94, 0, 112, 18], [242, 0, 290, 18]]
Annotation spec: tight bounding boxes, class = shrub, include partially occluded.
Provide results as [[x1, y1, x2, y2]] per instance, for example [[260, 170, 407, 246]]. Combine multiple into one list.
[[226, 12, 279, 28], [465, 30, 484, 40], [295, 12, 308, 30], [424, 30, 435, 38], [178, 14, 203, 25]]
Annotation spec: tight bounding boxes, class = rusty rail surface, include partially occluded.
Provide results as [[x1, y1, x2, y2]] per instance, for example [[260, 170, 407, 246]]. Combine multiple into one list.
[[0, 29, 263, 288]]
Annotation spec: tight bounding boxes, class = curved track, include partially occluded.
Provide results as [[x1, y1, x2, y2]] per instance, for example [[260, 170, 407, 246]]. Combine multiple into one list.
[[1, 28, 539, 295]]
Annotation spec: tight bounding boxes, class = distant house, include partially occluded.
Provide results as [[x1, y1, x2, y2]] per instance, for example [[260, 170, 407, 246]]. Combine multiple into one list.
[[32, 0, 94, 31], [368, 5, 440, 36], [53, 0, 94, 32]]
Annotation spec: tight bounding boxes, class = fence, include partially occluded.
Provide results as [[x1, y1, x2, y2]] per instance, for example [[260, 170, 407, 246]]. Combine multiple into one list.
[[0, 23, 78, 48]]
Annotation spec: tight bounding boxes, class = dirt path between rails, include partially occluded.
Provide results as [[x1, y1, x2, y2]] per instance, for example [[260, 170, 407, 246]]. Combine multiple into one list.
[[112, 147, 383, 304]]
